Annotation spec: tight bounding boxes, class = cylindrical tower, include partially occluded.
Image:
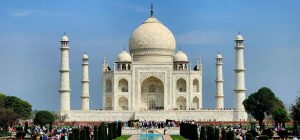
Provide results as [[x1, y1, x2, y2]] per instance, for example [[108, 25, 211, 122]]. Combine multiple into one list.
[[215, 53, 224, 109], [234, 34, 246, 111], [81, 53, 90, 110], [59, 34, 71, 112]]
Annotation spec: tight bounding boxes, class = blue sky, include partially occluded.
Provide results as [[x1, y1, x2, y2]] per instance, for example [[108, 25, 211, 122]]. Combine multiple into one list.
[[0, 0, 299, 111]]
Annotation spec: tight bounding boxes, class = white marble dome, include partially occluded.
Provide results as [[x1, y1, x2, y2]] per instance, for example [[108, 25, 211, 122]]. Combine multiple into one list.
[[61, 35, 69, 42], [174, 50, 188, 62], [129, 16, 176, 63], [235, 34, 244, 41], [216, 53, 222, 59], [82, 53, 88, 60], [116, 50, 132, 62]]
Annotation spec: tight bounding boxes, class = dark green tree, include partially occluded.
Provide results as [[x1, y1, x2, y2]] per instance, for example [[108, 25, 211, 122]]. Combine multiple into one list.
[[243, 87, 276, 128], [33, 111, 55, 128], [200, 126, 207, 140], [206, 125, 214, 140], [0, 93, 5, 108], [272, 107, 289, 127], [0, 108, 18, 129], [4, 96, 32, 119], [291, 97, 300, 124], [214, 128, 220, 140]]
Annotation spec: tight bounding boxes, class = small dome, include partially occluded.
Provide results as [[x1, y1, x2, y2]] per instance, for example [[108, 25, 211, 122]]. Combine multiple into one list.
[[61, 35, 69, 42], [116, 51, 132, 62], [216, 53, 222, 59], [235, 34, 244, 41], [82, 53, 88, 60], [173, 50, 188, 62]]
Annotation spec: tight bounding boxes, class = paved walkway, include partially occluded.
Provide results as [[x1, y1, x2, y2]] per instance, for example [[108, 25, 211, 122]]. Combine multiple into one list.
[[128, 134, 139, 140], [162, 135, 173, 140]]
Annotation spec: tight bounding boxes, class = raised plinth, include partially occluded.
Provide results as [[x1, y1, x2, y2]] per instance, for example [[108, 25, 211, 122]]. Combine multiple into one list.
[[60, 109, 247, 122]]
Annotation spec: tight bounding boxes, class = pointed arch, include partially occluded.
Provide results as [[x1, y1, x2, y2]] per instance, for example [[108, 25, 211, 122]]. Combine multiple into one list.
[[106, 79, 112, 92], [118, 78, 128, 92], [118, 97, 128, 110], [176, 96, 186, 110], [141, 76, 164, 110], [192, 96, 199, 109], [193, 79, 199, 92], [176, 78, 186, 92], [106, 97, 112, 110]]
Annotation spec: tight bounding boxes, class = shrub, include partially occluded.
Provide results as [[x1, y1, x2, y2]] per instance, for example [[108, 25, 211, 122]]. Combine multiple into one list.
[[214, 128, 220, 140], [0, 130, 11, 137], [200, 126, 207, 140], [226, 130, 234, 140], [257, 135, 269, 140], [261, 128, 273, 139], [68, 133, 74, 140], [221, 129, 226, 140], [245, 133, 253, 140], [247, 129, 258, 138], [206, 126, 214, 140], [93, 126, 98, 140], [72, 128, 80, 140], [15, 131, 25, 139], [80, 129, 87, 140], [278, 130, 287, 139]]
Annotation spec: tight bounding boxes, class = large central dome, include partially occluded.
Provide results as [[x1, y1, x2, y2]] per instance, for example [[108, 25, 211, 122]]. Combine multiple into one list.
[[129, 12, 176, 63]]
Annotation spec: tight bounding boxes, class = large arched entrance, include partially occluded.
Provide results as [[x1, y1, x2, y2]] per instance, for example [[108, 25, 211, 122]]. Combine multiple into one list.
[[118, 97, 128, 110], [141, 76, 164, 110]]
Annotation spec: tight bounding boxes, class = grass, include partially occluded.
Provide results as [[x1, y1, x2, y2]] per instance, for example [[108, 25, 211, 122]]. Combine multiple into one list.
[[113, 135, 131, 140], [170, 135, 186, 140]]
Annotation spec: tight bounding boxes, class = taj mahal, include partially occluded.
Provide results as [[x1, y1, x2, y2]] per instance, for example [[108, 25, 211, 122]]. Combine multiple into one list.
[[58, 5, 248, 122]]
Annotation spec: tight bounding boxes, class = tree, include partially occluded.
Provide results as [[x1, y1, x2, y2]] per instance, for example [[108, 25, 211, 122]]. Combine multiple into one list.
[[34, 111, 55, 128], [291, 97, 300, 124], [272, 107, 289, 127], [4, 96, 32, 119], [243, 87, 277, 128], [0, 93, 5, 108], [0, 108, 18, 129]]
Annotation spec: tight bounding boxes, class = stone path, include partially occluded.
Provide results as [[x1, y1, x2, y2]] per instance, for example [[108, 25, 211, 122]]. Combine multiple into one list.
[[128, 134, 139, 140], [162, 135, 173, 140]]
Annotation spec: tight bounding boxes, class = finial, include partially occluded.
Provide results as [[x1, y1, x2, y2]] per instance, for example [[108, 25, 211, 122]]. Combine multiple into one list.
[[179, 46, 182, 51], [150, 3, 154, 16], [64, 32, 66, 35], [123, 45, 126, 51], [238, 31, 241, 35]]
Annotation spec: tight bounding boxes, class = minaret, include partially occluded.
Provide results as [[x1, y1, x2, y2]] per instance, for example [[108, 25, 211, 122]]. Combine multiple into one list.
[[215, 53, 224, 109], [81, 53, 90, 111], [59, 33, 71, 112], [234, 33, 246, 112]]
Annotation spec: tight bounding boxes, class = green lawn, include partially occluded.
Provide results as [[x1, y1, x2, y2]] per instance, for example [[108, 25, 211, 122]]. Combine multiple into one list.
[[170, 135, 186, 140], [113, 135, 131, 140]]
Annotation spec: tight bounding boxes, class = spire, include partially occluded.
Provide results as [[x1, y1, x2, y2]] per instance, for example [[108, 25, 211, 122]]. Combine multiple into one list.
[[150, 3, 154, 16]]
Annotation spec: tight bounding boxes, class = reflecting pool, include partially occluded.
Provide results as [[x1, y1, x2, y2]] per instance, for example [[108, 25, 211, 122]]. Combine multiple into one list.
[[137, 134, 164, 140]]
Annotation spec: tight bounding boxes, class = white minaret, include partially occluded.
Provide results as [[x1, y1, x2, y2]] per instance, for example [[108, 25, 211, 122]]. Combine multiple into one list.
[[81, 53, 90, 110], [59, 34, 71, 112], [215, 52, 224, 109], [234, 33, 246, 112]]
